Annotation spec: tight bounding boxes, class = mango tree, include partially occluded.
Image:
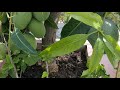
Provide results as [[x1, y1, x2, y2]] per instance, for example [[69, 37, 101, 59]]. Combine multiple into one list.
[[0, 12, 120, 78]]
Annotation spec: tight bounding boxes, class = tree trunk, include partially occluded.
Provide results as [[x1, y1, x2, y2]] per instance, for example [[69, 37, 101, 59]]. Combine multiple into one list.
[[41, 12, 61, 77], [42, 12, 61, 50]]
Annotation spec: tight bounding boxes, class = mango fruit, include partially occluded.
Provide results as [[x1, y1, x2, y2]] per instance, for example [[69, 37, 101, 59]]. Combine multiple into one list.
[[0, 43, 7, 60], [28, 19, 46, 38], [33, 12, 50, 22], [102, 19, 119, 41], [13, 12, 32, 30], [23, 33, 37, 49]]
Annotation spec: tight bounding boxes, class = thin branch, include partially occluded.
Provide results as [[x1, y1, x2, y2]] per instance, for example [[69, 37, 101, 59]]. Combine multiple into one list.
[[115, 61, 120, 78], [4, 12, 19, 78], [20, 68, 22, 78], [46, 61, 49, 78], [2, 34, 19, 78]]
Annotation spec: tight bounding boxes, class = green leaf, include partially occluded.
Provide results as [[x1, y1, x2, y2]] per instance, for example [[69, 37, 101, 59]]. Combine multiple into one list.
[[88, 38, 104, 73], [67, 12, 103, 30], [42, 71, 49, 78], [103, 35, 120, 60], [9, 69, 16, 78], [45, 15, 58, 29], [6, 56, 14, 70], [61, 18, 91, 39], [81, 69, 90, 77], [2, 55, 14, 71], [13, 54, 26, 64], [0, 70, 8, 78], [87, 27, 103, 47], [82, 64, 110, 78], [104, 44, 116, 67], [0, 12, 8, 23], [0, 55, 14, 78], [88, 19, 119, 48], [11, 28, 38, 55], [20, 60, 27, 73], [40, 34, 88, 60], [24, 55, 41, 66]]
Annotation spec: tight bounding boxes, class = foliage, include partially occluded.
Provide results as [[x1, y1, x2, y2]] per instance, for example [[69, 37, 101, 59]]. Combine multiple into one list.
[[0, 12, 120, 78], [11, 28, 38, 55], [81, 64, 110, 78], [61, 18, 91, 39], [40, 34, 88, 61], [41, 71, 49, 78]]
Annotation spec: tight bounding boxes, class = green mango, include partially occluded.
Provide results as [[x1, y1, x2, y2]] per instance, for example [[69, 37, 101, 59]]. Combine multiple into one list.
[[23, 33, 37, 49], [13, 12, 32, 30], [0, 43, 7, 60], [28, 18, 46, 38], [33, 12, 50, 22], [102, 19, 119, 41]]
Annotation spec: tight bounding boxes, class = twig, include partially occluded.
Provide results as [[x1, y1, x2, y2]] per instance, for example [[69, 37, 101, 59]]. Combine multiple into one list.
[[115, 61, 120, 78], [2, 34, 19, 78], [46, 61, 49, 78], [4, 12, 19, 78], [20, 69, 22, 78]]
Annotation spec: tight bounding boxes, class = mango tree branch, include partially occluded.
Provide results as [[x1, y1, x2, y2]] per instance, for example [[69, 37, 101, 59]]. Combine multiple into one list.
[[41, 12, 62, 77]]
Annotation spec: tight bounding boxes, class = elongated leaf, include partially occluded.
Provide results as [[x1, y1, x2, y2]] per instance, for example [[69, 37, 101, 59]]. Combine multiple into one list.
[[0, 12, 8, 23], [81, 69, 89, 77], [9, 69, 16, 78], [104, 44, 116, 67], [88, 18, 119, 48], [104, 35, 120, 60], [21, 61, 27, 73], [88, 38, 104, 73], [11, 28, 38, 55], [67, 12, 103, 30], [61, 18, 91, 39], [45, 15, 58, 29], [40, 34, 88, 60]]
